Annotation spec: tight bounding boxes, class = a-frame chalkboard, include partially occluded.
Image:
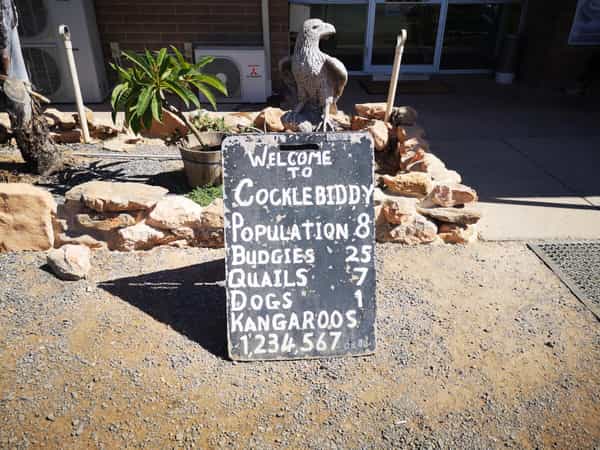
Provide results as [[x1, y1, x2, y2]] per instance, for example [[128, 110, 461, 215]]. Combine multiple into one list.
[[222, 133, 376, 361]]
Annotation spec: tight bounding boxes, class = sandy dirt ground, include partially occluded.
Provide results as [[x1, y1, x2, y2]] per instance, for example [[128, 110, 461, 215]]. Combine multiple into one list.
[[1, 242, 599, 449]]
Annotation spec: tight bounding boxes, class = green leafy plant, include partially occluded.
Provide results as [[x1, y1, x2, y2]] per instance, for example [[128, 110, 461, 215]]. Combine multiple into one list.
[[110, 46, 227, 138], [187, 185, 223, 207]]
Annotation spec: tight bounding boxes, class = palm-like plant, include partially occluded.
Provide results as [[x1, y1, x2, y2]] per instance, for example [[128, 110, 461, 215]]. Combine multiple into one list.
[[110, 46, 227, 141]]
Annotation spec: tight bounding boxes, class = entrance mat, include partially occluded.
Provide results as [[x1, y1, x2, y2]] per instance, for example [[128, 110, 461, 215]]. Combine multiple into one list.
[[528, 241, 600, 320], [359, 79, 452, 95]]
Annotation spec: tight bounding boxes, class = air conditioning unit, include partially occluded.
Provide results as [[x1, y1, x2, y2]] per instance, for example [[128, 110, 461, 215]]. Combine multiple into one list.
[[17, 0, 109, 103], [194, 47, 268, 103]]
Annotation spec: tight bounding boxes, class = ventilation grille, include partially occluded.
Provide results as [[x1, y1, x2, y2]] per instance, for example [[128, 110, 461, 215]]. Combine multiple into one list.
[[22, 47, 62, 97], [201, 57, 242, 99], [17, 0, 49, 39]]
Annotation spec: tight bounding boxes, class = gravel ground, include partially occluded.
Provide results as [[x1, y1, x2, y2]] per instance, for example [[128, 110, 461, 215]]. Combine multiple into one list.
[[0, 143, 188, 200], [1, 242, 599, 449]]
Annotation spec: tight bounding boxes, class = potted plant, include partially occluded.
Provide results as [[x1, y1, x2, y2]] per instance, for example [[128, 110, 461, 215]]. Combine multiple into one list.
[[110, 46, 228, 187]]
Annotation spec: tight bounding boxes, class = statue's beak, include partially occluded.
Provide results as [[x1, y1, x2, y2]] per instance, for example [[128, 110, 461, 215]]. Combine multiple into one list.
[[320, 23, 336, 39]]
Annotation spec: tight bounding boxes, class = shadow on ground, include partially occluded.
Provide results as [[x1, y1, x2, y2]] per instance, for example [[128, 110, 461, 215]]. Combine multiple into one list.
[[98, 258, 228, 359]]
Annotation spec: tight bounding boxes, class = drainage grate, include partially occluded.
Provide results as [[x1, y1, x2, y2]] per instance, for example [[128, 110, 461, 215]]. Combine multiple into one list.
[[528, 241, 600, 320]]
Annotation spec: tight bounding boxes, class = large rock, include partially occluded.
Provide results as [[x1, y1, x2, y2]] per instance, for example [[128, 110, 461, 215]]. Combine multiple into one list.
[[65, 181, 168, 213], [381, 197, 418, 225], [54, 233, 107, 250], [400, 148, 426, 171], [47, 244, 91, 281], [418, 205, 482, 225], [146, 195, 204, 239], [431, 169, 462, 184], [379, 213, 437, 245], [0, 184, 56, 252], [410, 153, 446, 174], [195, 198, 224, 248], [382, 172, 433, 198], [355, 103, 418, 124], [351, 115, 374, 131], [438, 223, 478, 244], [112, 221, 175, 251], [367, 120, 391, 152], [355, 102, 387, 120], [254, 107, 286, 132], [428, 183, 478, 207], [50, 129, 83, 144], [87, 116, 121, 140], [76, 212, 138, 231], [43, 108, 76, 130], [399, 137, 429, 154]]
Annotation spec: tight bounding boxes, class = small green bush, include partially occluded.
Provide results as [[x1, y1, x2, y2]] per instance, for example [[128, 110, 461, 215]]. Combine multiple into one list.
[[187, 185, 223, 207]]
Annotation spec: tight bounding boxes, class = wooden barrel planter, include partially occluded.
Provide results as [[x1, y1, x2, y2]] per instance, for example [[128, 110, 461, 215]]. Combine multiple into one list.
[[179, 132, 224, 187]]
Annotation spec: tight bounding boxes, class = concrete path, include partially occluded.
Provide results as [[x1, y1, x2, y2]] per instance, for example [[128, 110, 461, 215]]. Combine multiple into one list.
[[341, 76, 600, 241]]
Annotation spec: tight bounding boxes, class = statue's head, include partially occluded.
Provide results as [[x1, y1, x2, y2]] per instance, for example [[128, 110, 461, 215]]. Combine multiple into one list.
[[302, 18, 336, 42]]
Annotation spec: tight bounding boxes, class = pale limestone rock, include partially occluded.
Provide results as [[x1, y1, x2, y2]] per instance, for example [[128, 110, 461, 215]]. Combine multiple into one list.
[[43, 108, 76, 130], [0, 183, 56, 252], [355, 103, 387, 120], [76, 212, 137, 231], [367, 120, 391, 152], [50, 129, 83, 144], [350, 115, 374, 131], [428, 183, 478, 207], [418, 205, 482, 225], [380, 214, 437, 245], [54, 233, 107, 250], [112, 221, 175, 251], [382, 172, 433, 198], [146, 195, 204, 237], [400, 148, 426, 171], [194, 198, 224, 248], [432, 169, 462, 184], [438, 223, 478, 244], [201, 198, 224, 229], [254, 107, 286, 132], [47, 244, 91, 281], [409, 153, 446, 174], [65, 181, 168, 213], [381, 197, 418, 225]]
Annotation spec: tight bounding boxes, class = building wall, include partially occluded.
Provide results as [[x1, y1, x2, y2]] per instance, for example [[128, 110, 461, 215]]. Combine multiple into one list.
[[94, 0, 289, 88], [520, 0, 600, 87]]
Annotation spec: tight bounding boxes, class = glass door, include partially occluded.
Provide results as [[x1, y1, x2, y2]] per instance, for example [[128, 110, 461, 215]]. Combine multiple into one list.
[[365, 0, 446, 74], [440, 0, 522, 71]]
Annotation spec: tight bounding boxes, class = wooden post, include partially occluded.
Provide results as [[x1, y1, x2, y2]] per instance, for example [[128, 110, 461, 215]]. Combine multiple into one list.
[[384, 30, 407, 123]]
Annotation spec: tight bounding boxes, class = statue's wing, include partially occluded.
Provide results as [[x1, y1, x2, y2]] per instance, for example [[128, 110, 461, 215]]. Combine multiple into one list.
[[278, 56, 296, 91], [324, 56, 348, 99]]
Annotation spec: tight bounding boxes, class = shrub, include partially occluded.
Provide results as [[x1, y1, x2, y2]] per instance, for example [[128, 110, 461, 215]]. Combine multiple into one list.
[[110, 46, 227, 136]]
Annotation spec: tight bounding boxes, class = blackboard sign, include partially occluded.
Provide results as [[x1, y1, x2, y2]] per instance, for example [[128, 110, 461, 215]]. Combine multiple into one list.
[[222, 133, 376, 361]]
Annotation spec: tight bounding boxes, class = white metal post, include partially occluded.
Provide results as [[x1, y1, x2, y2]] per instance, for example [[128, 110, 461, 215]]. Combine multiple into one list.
[[59, 25, 91, 143], [385, 30, 407, 123]]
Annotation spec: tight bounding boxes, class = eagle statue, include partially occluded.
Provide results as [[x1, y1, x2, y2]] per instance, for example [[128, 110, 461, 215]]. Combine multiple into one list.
[[279, 18, 348, 132]]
